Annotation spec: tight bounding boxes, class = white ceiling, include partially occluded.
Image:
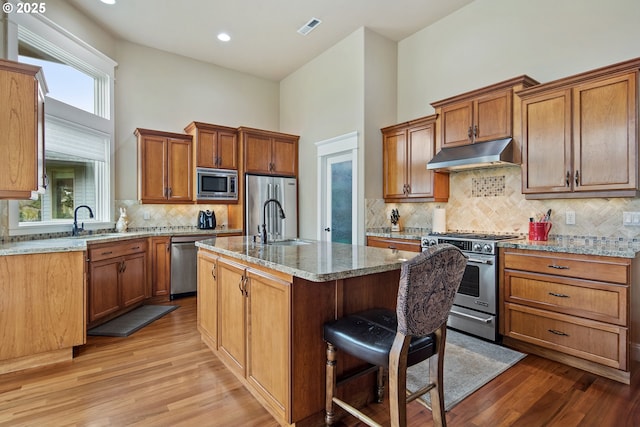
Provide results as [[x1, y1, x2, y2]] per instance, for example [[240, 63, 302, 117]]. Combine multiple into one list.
[[65, 0, 475, 81]]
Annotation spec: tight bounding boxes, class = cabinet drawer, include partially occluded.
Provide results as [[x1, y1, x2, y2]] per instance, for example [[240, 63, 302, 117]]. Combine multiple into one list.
[[504, 271, 628, 325], [366, 236, 421, 252], [504, 303, 628, 370], [503, 251, 629, 284], [89, 239, 147, 262]]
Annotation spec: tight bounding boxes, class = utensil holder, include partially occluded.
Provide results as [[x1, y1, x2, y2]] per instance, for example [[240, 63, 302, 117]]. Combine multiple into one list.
[[529, 222, 552, 241]]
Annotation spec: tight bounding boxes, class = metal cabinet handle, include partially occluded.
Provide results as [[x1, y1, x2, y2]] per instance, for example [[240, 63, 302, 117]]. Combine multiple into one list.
[[43, 173, 49, 189], [211, 265, 216, 281], [566, 171, 570, 187], [575, 170, 580, 186], [467, 126, 473, 139], [406, 184, 410, 194], [101, 251, 113, 256], [549, 292, 570, 298], [548, 265, 569, 270], [473, 125, 478, 138], [548, 329, 569, 337]]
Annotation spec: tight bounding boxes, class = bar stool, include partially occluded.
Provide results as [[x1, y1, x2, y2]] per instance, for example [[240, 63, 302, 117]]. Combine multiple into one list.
[[323, 243, 467, 427]]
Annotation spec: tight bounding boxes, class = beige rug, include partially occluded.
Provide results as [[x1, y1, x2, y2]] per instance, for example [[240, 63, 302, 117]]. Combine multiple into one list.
[[406, 329, 526, 411]]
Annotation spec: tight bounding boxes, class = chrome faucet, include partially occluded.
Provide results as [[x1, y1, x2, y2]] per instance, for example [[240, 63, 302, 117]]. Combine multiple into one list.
[[261, 198, 286, 244], [72, 205, 94, 236]]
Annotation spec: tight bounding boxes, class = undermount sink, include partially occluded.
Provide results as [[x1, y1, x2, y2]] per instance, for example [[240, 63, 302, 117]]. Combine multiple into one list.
[[267, 239, 311, 246]]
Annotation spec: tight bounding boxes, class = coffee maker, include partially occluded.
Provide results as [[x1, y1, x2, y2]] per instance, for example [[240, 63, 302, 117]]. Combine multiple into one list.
[[197, 210, 216, 229]]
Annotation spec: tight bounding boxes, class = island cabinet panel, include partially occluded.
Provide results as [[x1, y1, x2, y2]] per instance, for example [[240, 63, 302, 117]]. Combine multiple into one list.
[[197, 250, 218, 348], [518, 58, 640, 199], [246, 268, 291, 421], [87, 239, 148, 328], [500, 247, 633, 384], [217, 256, 248, 375], [150, 236, 171, 300], [0, 251, 85, 374]]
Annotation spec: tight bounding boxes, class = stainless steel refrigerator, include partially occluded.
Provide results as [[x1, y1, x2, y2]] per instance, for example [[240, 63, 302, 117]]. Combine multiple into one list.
[[245, 174, 298, 241]]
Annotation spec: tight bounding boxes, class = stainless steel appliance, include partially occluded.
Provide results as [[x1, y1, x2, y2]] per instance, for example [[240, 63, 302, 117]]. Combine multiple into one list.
[[196, 168, 238, 201], [170, 235, 215, 299], [245, 174, 297, 241], [421, 232, 519, 341]]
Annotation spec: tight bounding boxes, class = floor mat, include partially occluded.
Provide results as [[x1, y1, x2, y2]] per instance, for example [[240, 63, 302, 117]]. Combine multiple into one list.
[[87, 305, 179, 337]]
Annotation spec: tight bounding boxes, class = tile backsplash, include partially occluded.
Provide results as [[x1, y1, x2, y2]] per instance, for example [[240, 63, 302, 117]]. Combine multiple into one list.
[[367, 166, 640, 241]]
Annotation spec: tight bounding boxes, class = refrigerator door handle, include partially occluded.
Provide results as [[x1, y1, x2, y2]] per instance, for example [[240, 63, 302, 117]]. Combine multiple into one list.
[[275, 184, 281, 239]]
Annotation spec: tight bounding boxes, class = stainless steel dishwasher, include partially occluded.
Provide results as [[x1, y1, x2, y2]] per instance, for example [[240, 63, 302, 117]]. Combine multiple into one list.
[[170, 235, 215, 300]]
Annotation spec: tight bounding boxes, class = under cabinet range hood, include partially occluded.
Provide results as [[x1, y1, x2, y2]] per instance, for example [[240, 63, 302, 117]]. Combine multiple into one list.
[[427, 137, 516, 171]]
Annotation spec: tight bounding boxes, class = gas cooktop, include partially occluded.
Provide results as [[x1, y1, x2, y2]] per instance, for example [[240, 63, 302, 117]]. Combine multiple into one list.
[[427, 232, 520, 241]]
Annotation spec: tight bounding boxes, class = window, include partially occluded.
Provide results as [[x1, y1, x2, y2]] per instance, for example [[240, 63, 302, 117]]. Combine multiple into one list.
[[7, 12, 116, 235]]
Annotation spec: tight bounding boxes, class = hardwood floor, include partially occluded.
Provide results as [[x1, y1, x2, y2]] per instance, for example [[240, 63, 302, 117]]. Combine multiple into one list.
[[0, 296, 638, 426]]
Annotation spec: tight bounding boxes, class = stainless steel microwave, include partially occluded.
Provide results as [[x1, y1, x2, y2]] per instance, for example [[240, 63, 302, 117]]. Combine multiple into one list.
[[196, 168, 238, 201]]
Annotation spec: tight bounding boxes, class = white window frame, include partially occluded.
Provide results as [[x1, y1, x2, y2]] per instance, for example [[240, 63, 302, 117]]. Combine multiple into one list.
[[5, 4, 117, 236]]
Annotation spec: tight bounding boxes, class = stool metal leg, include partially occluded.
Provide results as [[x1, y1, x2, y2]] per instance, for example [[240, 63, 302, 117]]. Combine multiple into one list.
[[325, 343, 337, 426]]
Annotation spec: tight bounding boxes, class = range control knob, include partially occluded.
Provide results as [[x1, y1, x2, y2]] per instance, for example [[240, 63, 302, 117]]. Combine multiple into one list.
[[472, 243, 483, 253], [429, 239, 438, 246], [483, 244, 493, 254]]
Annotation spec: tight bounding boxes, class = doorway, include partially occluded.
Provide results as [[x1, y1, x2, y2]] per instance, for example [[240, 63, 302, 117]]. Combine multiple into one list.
[[316, 132, 358, 244]]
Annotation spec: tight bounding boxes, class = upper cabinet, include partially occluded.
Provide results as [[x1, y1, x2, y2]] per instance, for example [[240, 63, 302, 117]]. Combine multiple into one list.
[[431, 76, 539, 162], [184, 121, 238, 170], [518, 58, 640, 199], [238, 127, 299, 177], [0, 59, 47, 199], [381, 115, 448, 202], [135, 128, 193, 203]]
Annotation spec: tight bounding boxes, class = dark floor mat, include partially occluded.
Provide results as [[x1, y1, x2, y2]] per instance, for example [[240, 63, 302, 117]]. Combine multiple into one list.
[[87, 305, 179, 337]]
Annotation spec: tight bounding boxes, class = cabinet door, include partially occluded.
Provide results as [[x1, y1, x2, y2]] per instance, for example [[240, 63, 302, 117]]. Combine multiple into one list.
[[271, 136, 297, 176], [197, 251, 218, 347], [217, 257, 247, 375], [246, 268, 291, 420], [406, 123, 436, 199], [151, 237, 171, 297], [382, 129, 407, 199], [217, 130, 239, 170], [521, 89, 573, 194], [88, 259, 121, 322], [138, 135, 168, 202], [244, 133, 273, 174], [166, 137, 193, 202], [0, 66, 39, 199], [121, 253, 147, 308], [196, 129, 217, 168], [573, 73, 637, 192], [440, 100, 473, 148], [474, 89, 512, 143]]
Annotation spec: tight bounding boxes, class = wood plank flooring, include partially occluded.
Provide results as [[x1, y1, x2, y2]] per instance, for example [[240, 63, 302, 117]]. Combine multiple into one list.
[[0, 296, 638, 426]]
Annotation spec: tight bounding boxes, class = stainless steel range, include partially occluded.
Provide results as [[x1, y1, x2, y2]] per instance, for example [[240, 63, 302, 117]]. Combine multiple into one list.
[[421, 232, 519, 341]]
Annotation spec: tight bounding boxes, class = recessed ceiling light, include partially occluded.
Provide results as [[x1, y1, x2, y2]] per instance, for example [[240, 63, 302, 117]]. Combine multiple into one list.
[[100, 0, 116, 4], [217, 33, 231, 42]]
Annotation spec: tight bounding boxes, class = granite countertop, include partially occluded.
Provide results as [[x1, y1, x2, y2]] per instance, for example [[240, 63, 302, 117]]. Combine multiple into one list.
[[365, 229, 426, 240], [0, 229, 242, 256], [196, 236, 416, 282], [498, 238, 640, 259]]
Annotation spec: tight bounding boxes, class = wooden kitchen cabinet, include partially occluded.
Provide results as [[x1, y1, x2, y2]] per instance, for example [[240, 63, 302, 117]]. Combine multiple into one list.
[[87, 239, 148, 327], [500, 247, 632, 384], [184, 121, 238, 169], [238, 127, 299, 176], [199, 250, 292, 421], [197, 250, 218, 348], [135, 128, 193, 203], [519, 58, 640, 198], [381, 115, 449, 202], [431, 75, 538, 161], [150, 236, 171, 300], [0, 59, 47, 199], [366, 235, 421, 252], [0, 251, 85, 375]]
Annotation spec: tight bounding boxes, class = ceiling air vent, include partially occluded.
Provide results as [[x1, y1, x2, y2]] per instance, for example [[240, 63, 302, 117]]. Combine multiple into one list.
[[297, 18, 322, 36]]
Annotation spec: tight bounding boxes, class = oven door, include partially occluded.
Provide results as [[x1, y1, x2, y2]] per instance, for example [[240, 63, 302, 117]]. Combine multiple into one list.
[[447, 253, 498, 341]]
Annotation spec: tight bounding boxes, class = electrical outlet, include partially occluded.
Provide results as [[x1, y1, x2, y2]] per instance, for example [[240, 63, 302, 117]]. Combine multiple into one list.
[[565, 210, 575, 225], [622, 211, 640, 226], [143, 211, 150, 220]]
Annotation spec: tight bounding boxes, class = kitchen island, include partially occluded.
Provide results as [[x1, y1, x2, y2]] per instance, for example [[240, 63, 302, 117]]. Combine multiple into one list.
[[195, 236, 416, 427]]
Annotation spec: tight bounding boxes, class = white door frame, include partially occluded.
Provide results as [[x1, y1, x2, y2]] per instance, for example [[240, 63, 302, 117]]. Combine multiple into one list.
[[315, 131, 358, 243]]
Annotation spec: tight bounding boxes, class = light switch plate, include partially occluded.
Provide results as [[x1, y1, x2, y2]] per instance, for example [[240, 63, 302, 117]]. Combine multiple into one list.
[[565, 210, 575, 225]]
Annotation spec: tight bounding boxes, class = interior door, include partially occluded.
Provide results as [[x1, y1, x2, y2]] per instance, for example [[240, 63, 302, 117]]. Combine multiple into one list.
[[323, 152, 353, 244]]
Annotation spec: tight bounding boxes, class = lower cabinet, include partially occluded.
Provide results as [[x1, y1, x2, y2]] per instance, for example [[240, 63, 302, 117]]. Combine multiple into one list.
[[500, 247, 633, 384], [87, 239, 148, 327], [366, 235, 421, 252], [198, 251, 292, 422], [150, 236, 171, 299]]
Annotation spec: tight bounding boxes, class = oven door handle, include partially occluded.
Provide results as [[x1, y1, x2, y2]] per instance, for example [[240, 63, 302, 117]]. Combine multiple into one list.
[[466, 257, 493, 265], [449, 309, 493, 324]]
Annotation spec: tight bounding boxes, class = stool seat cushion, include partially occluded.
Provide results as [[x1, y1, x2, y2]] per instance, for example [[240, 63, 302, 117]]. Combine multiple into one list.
[[323, 308, 435, 368]]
